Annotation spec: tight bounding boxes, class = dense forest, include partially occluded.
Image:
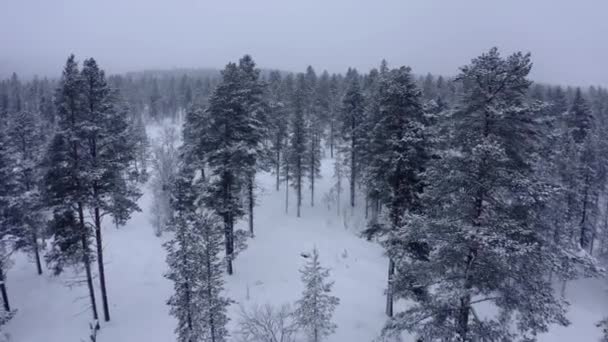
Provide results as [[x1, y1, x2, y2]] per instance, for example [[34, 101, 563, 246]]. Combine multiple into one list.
[[1, 47, 608, 341]]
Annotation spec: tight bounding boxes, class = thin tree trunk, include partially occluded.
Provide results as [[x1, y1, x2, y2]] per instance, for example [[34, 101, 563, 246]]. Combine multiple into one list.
[[94, 205, 111, 322], [385, 258, 394, 317], [248, 175, 254, 236], [579, 173, 590, 250], [350, 135, 356, 208], [33, 231, 42, 275], [276, 148, 280, 191], [78, 202, 99, 321], [223, 175, 234, 275], [310, 134, 316, 207], [297, 159, 302, 218], [329, 120, 334, 158], [0, 264, 10, 312], [285, 170, 289, 214]]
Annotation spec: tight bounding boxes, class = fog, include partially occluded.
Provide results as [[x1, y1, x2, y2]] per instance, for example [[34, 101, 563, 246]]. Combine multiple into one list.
[[1, 0, 606, 86]]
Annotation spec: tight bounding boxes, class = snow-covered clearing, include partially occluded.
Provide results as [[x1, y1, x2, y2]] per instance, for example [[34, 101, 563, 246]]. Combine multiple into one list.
[[5, 123, 607, 341]]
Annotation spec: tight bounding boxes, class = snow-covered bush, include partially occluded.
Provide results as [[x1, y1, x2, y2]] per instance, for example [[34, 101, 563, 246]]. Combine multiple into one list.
[[236, 303, 297, 342]]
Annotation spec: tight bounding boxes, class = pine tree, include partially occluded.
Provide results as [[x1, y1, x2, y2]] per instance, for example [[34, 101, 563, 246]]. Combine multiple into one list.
[[294, 248, 339, 342], [81, 57, 142, 322], [266, 71, 289, 192], [237, 55, 268, 236], [203, 62, 251, 274], [339, 71, 365, 208], [0, 129, 17, 314], [6, 110, 45, 275], [383, 48, 599, 341], [166, 175, 231, 342], [286, 74, 309, 217], [44, 55, 99, 321], [364, 65, 428, 317], [304, 66, 322, 207]]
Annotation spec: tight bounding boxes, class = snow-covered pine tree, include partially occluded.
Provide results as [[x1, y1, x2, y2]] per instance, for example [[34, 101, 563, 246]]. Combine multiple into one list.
[[383, 48, 599, 341], [237, 55, 268, 236], [266, 70, 289, 192], [566, 89, 601, 252], [305, 66, 322, 207], [6, 109, 46, 275], [286, 74, 309, 218], [326, 74, 340, 159], [339, 70, 365, 208], [364, 65, 429, 317], [44, 55, 99, 321], [0, 129, 17, 314], [203, 62, 248, 274], [166, 174, 231, 342], [81, 57, 142, 322], [294, 248, 339, 342]]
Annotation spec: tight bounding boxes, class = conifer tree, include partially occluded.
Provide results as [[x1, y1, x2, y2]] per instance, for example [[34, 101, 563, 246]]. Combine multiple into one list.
[[339, 72, 365, 208], [294, 248, 339, 342], [237, 55, 268, 236], [0, 129, 17, 314], [81, 57, 141, 322], [286, 74, 309, 217], [6, 110, 45, 275], [364, 65, 428, 317], [266, 71, 289, 191], [166, 175, 231, 342], [44, 55, 99, 321], [203, 61, 252, 274], [383, 48, 599, 341]]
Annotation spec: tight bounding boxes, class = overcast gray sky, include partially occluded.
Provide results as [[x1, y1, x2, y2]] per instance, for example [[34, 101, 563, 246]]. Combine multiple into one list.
[[1, 0, 606, 86]]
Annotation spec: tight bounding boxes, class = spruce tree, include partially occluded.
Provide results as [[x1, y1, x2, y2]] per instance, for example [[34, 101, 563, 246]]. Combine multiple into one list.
[[294, 248, 339, 342]]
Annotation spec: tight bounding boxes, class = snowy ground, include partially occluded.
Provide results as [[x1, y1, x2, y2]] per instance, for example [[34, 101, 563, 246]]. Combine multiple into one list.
[[5, 122, 608, 342]]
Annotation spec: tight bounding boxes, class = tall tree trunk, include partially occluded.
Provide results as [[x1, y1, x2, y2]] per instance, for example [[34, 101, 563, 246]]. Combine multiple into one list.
[[248, 175, 254, 236], [276, 149, 280, 191], [285, 169, 289, 214], [297, 158, 302, 218], [33, 231, 42, 275], [0, 264, 10, 312], [206, 241, 217, 342], [94, 205, 111, 322], [579, 173, 591, 250], [350, 135, 356, 208], [223, 175, 234, 275], [385, 258, 394, 317], [329, 120, 334, 158], [224, 216, 234, 275], [78, 202, 99, 321], [310, 134, 316, 207]]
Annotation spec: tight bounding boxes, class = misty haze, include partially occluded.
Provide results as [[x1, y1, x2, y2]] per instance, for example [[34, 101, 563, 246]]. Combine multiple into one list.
[[0, 1, 607, 341]]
